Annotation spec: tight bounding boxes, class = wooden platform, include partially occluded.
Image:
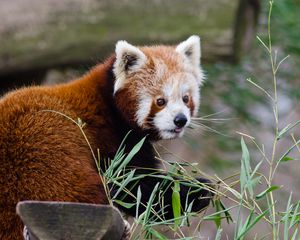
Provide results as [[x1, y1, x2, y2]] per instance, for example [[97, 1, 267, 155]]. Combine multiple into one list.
[[17, 201, 127, 240]]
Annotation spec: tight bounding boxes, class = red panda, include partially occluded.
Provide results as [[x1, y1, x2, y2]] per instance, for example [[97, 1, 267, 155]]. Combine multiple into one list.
[[0, 36, 213, 239]]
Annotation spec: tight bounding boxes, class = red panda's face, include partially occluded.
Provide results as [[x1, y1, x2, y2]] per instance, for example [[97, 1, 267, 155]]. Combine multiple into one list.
[[113, 36, 204, 140]]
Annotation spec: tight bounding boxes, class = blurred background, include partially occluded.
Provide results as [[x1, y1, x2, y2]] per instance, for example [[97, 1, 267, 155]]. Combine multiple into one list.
[[1, 0, 299, 238]]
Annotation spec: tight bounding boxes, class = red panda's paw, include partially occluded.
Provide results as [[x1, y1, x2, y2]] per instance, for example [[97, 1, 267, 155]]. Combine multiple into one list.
[[109, 175, 214, 221]]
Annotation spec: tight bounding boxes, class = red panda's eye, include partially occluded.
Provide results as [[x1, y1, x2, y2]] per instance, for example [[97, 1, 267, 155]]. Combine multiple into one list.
[[156, 98, 166, 107], [183, 95, 189, 104]]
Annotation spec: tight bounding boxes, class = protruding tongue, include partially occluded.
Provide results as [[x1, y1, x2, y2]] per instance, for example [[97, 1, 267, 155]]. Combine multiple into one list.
[[174, 127, 182, 133]]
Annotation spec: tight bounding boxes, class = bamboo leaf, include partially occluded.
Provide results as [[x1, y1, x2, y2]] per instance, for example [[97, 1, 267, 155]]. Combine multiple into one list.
[[250, 161, 263, 178], [277, 120, 300, 140], [105, 154, 125, 178], [147, 228, 168, 240], [143, 183, 160, 224], [203, 205, 237, 221], [240, 137, 252, 195], [113, 136, 146, 177], [149, 174, 174, 181], [111, 170, 136, 198], [115, 130, 132, 157], [113, 200, 135, 209], [290, 228, 298, 240], [237, 208, 270, 239], [281, 156, 294, 162], [277, 124, 292, 140], [135, 186, 142, 219], [247, 176, 262, 194], [279, 139, 300, 163], [215, 227, 223, 240], [219, 200, 233, 224], [213, 199, 222, 228], [256, 185, 280, 200], [172, 181, 181, 229], [237, 210, 254, 238], [290, 200, 300, 229]]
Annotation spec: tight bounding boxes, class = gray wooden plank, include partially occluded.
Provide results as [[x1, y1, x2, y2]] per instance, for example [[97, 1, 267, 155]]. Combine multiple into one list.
[[17, 201, 125, 240]]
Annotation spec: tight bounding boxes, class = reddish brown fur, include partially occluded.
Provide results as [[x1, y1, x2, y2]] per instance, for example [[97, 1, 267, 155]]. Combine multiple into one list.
[[0, 58, 120, 239], [187, 94, 195, 115], [0, 44, 203, 239], [121, 46, 186, 96]]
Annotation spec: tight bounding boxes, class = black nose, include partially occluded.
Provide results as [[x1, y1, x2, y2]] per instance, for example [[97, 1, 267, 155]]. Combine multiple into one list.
[[174, 113, 187, 128]]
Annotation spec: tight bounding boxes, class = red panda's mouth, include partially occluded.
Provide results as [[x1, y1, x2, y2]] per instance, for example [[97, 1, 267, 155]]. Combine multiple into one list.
[[167, 127, 183, 134], [160, 127, 185, 139], [174, 127, 183, 133]]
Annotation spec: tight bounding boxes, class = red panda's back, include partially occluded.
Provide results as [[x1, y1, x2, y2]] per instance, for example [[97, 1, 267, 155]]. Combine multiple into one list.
[[0, 86, 108, 239]]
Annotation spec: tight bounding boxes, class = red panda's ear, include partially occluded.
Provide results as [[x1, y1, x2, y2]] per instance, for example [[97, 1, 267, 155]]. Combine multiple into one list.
[[113, 41, 147, 94], [176, 35, 201, 68]]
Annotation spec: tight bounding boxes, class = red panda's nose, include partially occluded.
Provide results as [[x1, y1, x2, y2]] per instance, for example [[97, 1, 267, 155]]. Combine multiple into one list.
[[174, 114, 187, 128]]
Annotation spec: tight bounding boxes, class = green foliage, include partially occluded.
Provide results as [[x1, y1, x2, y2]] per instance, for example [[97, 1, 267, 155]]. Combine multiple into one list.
[[277, 120, 300, 140], [240, 137, 252, 195], [210, 1, 300, 239], [172, 181, 181, 229], [256, 185, 280, 201], [203, 200, 234, 227]]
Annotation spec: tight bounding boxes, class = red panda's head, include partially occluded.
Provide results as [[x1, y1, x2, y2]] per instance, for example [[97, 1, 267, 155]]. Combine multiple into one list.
[[113, 36, 204, 140]]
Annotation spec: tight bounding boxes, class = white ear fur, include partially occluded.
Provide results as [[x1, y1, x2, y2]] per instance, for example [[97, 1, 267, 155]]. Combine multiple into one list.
[[176, 35, 201, 68], [113, 41, 146, 94]]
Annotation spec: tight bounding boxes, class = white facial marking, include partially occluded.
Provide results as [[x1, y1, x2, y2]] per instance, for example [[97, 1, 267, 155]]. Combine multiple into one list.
[[186, 74, 200, 116], [113, 41, 147, 94], [152, 73, 200, 139], [135, 94, 152, 127]]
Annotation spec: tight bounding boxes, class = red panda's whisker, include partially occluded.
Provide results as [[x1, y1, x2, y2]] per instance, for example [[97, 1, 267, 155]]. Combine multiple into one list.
[[195, 110, 228, 119], [191, 117, 234, 123], [190, 122, 230, 137], [185, 128, 206, 137]]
